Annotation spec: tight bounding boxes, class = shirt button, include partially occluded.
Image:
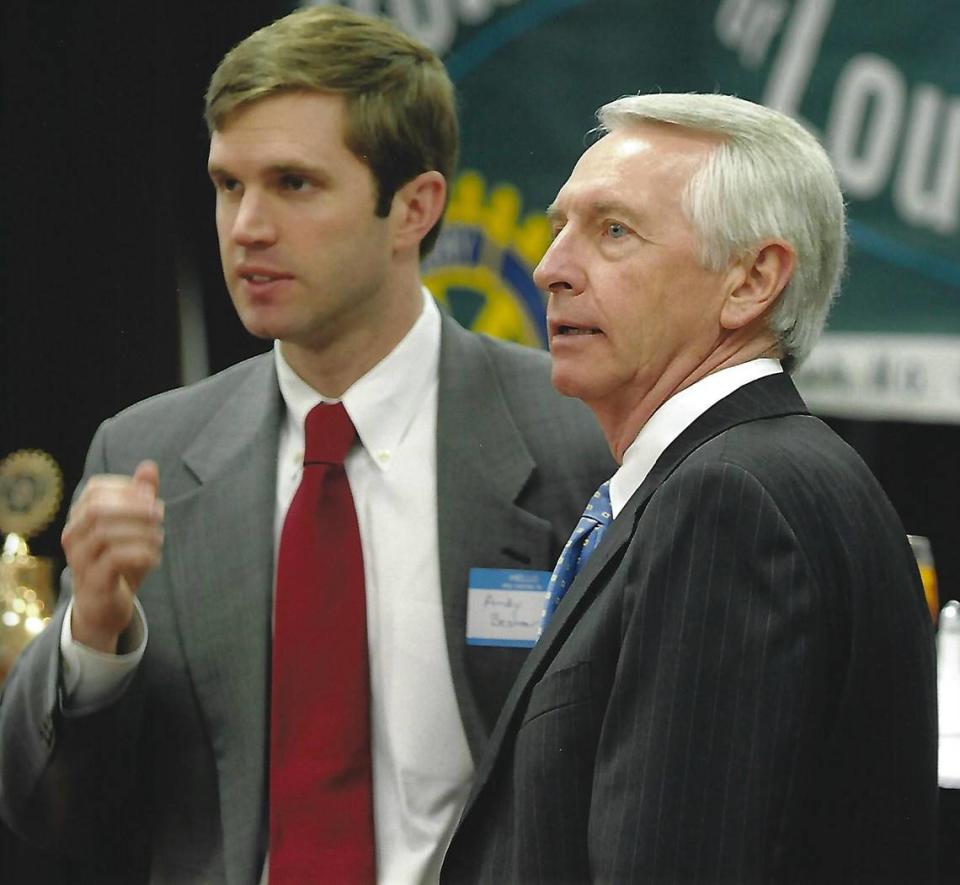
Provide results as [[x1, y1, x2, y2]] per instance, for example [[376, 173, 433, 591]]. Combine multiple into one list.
[[292, 450, 303, 464], [376, 450, 391, 465]]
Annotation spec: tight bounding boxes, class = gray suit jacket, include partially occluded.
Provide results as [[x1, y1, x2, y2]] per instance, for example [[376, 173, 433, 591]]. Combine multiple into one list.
[[0, 316, 613, 884], [442, 373, 938, 884]]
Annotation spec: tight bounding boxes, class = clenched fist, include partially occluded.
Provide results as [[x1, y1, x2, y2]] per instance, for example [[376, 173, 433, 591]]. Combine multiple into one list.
[[61, 460, 164, 653]]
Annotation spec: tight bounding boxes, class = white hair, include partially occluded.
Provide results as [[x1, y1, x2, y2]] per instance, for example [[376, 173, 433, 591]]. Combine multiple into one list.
[[597, 93, 847, 369]]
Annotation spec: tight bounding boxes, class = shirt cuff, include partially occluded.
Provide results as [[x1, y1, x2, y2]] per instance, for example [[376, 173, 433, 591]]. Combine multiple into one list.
[[60, 597, 148, 717]]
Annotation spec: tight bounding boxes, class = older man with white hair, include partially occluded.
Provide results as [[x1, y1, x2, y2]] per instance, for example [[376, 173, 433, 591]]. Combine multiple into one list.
[[441, 93, 937, 885]]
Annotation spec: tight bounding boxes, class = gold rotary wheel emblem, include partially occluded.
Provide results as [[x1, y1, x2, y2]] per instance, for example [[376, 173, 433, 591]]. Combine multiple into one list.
[[0, 450, 64, 540], [423, 170, 553, 349]]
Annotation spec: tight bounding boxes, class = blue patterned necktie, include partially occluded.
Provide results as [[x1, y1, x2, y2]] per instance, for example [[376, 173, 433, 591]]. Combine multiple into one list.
[[539, 481, 613, 636]]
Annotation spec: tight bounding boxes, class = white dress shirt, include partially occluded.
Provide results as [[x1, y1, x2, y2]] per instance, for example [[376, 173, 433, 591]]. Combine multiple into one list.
[[609, 359, 783, 518], [61, 291, 474, 884]]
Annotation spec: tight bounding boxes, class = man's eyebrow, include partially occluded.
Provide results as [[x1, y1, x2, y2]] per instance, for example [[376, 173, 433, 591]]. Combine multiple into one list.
[[588, 199, 642, 222], [545, 199, 643, 225], [266, 162, 323, 177], [206, 161, 327, 179]]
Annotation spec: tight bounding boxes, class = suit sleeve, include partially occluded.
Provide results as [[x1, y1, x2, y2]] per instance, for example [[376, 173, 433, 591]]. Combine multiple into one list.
[[590, 458, 836, 882], [0, 421, 149, 866]]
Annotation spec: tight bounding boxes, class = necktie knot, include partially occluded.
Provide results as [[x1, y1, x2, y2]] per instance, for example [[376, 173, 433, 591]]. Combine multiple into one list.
[[304, 402, 355, 466], [581, 481, 612, 530], [539, 480, 612, 636]]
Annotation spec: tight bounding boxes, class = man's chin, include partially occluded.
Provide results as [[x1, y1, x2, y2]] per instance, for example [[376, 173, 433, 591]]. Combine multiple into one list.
[[243, 326, 277, 342], [550, 365, 589, 401], [235, 308, 290, 343]]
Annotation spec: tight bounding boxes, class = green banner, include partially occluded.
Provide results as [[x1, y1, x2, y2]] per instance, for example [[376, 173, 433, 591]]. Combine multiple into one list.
[[325, 0, 960, 421]]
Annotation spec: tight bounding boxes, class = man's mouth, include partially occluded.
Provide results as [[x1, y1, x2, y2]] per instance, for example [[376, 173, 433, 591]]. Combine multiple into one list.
[[240, 271, 289, 283], [557, 325, 601, 336], [236, 264, 292, 284]]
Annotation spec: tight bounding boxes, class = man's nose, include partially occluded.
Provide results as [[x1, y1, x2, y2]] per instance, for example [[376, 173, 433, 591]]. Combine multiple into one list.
[[533, 229, 585, 297], [230, 191, 277, 248]]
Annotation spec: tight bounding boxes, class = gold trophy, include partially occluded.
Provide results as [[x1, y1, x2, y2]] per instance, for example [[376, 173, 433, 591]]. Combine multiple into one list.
[[0, 450, 63, 684]]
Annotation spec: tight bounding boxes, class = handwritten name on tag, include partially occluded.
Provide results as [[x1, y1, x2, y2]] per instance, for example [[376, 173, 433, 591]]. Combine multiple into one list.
[[466, 568, 550, 648]]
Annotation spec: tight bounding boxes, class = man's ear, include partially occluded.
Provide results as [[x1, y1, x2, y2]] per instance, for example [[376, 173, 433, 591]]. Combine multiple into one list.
[[390, 171, 446, 252], [721, 240, 796, 330]]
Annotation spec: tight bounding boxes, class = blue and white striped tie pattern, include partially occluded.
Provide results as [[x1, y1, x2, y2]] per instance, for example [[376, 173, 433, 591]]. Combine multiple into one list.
[[538, 481, 613, 637]]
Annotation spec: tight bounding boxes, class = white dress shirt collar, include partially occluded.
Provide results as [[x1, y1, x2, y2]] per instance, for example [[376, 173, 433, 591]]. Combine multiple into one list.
[[608, 359, 783, 518], [273, 288, 441, 470]]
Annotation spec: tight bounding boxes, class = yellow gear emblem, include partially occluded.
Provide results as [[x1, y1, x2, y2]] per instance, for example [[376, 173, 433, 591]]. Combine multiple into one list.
[[424, 171, 553, 348]]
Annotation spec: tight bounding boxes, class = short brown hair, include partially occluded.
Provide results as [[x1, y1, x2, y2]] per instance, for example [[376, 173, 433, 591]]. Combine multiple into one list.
[[205, 5, 458, 256]]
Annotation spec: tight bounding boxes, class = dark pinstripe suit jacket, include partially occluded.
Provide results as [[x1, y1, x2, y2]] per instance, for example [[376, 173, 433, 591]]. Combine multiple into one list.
[[442, 373, 938, 885]]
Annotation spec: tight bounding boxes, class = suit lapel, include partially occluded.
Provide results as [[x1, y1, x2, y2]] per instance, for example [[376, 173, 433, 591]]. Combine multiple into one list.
[[541, 373, 809, 646], [161, 355, 281, 884], [460, 372, 809, 816], [435, 316, 554, 759]]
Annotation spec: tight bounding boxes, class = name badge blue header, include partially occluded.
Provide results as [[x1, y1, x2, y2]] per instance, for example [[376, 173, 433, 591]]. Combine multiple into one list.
[[466, 567, 551, 648]]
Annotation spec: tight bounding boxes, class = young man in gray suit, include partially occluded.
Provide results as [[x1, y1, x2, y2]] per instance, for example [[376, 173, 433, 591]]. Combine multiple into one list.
[[442, 94, 938, 883], [0, 7, 611, 884]]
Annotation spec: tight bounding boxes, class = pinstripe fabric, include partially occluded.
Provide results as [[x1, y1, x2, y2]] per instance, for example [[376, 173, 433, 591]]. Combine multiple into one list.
[[441, 374, 938, 885]]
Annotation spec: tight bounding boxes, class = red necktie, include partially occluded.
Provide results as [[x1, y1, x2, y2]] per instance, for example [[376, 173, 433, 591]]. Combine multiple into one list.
[[269, 402, 375, 883]]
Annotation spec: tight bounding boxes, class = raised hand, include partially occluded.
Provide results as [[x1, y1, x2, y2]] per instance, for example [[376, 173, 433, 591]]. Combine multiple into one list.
[[61, 460, 164, 653]]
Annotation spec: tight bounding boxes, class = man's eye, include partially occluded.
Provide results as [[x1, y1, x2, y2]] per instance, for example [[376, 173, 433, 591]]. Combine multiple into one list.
[[280, 174, 308, 191], [219, 178, 240, 193], [607, 222, 628, 239]]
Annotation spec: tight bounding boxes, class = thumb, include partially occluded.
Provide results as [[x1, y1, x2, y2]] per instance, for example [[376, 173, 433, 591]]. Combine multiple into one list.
[[132, 459, 160, 496]]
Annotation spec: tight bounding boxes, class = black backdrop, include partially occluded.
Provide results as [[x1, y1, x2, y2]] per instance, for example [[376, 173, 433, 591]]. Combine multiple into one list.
[[3, 2, 959, 880], [1, 0, 285, 560], [0, 4, 281, 877]]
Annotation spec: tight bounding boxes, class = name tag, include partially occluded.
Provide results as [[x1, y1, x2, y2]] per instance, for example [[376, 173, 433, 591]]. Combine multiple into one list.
[[466, 567, 550, 648]]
